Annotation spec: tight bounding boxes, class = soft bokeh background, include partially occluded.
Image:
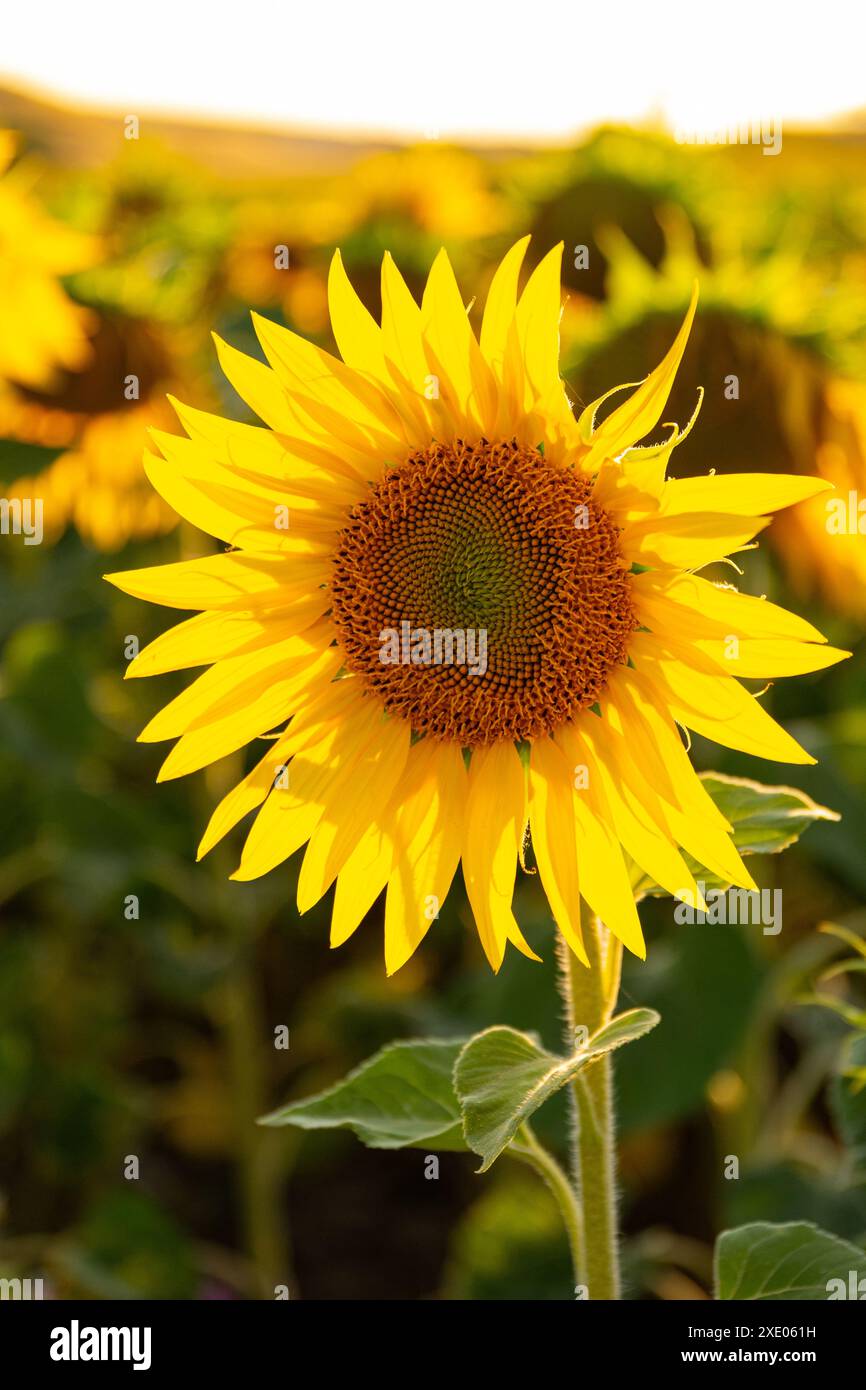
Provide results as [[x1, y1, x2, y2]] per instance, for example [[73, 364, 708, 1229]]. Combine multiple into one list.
[[1, 80, 865, 1299]]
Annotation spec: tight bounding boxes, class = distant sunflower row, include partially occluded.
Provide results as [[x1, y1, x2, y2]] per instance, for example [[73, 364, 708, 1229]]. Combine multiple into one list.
[[2, 124, 865, 624]]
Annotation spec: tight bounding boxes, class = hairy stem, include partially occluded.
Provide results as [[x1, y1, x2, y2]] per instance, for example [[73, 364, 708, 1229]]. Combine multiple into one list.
[[555, 914, 623, 1300], [511, 1124, 585, 1288]]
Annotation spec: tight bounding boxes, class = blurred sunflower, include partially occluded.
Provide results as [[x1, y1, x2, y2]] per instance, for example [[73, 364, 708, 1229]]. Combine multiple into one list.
[[0, 131, 98, 391], [225, 145, 505, 334], [345, 145, 504, 245], [566, 208, 866, 615], [3, 311, 184, 550], [107, 241, 845, 972], [519, 129, 712, 305], [223, 192, 333, 335], [773, 378, 866, 616], [1, 137, 229, 551]]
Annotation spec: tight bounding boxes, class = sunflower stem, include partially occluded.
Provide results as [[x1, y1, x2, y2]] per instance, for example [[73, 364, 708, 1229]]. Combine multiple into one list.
[[511, 1124, 585, 1289], [555, 915, 623, 1300]]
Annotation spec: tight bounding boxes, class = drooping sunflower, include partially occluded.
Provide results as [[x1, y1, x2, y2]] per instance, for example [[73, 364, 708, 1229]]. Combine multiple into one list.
[[566, 207, 866, 616], [107, 240, 846, 973]]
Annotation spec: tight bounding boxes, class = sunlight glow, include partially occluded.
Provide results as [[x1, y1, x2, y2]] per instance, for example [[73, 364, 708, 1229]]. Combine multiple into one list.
[[3, 0, 864, 140]]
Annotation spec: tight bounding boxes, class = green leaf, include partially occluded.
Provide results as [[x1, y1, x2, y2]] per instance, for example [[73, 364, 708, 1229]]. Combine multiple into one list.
[[259, 1037, 467, 1150], [454, 1008, 659, 1171], [715, 1221, 866, 1300], [586, 1008, 661, 1055], [700, 774, 840, 852], [632, 773, 839, 898]]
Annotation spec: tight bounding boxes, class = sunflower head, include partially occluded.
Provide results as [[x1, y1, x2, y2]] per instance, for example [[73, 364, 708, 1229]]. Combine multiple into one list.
[[330, 435, 635, 746], [107, 240, 846, 974], [6, 311, 187, 550]]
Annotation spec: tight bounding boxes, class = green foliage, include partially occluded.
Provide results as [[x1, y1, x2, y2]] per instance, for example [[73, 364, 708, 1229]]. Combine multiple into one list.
[[260, 1038, 467, 1150], [715, 1221, 866, 1300], [702, 775, 840, 855], [264, 1010, 658, 1180], [632, 774, 839, 898], [454, 1012, 659, 1171]]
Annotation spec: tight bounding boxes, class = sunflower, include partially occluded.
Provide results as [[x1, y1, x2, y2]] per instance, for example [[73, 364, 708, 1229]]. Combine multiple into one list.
[[6, 399, 179, 550], [565, 208, 866, 616], [106, 240, 846, 973], [773, 378, 866, 617], [224, 145, 504, 336], [4, 312, 191, 551], [0, 131, 97, 391]]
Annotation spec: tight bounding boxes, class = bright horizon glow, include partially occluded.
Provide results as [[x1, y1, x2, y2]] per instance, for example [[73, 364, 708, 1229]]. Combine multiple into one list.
[[3, 0, 865, 141]]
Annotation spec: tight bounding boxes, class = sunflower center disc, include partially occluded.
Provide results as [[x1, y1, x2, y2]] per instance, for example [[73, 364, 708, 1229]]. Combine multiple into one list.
[[330, 439, 635, 746]]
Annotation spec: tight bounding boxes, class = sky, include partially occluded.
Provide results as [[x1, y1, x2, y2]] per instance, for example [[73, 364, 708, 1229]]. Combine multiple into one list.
[[3, 0, 865, 140]]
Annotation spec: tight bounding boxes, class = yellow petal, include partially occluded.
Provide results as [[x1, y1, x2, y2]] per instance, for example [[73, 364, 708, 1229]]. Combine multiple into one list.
[[212, 334, 295, 433], [196, 723, 325, 860], [603, 669, 733, 835], [141, 625, 335, 743], [143, 444, 341, 553], [380, 251, 429, 398], [126, 603, 325, 679], [421, 249, 475, 414], [595, 698, 755, 892], [227, 684, 375, 878], [463, 742, 539, 970], [480, 236, 530, 371], [621, 511, 769, 569], [555, 724, 645, 958], [612, 387, 704, 496], [494, 317, 529, 439], [648, 630, 849, 680], [514, 243, 572, 429], [661, 473, 833, 517], [422, 249, 498, 435], [165, 401, 367, 503], [579, 716, 704, 908], [252, 310, 405, 445], [632, 570, 827, 645], [384, 740, 466, 975], [331, 820, 393, 947], [583, 283, 698, 469], [296, 711, 411, 912], [230, 725, 345, 880], [528, 737, 589, 964], [105, 552, 330, 611], [635, 644, 816, 764], [327, 249, 390, 382]]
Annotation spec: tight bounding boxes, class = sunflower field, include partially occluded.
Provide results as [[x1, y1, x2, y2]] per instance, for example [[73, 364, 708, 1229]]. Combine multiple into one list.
[[2, 101, 866, 1313]]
